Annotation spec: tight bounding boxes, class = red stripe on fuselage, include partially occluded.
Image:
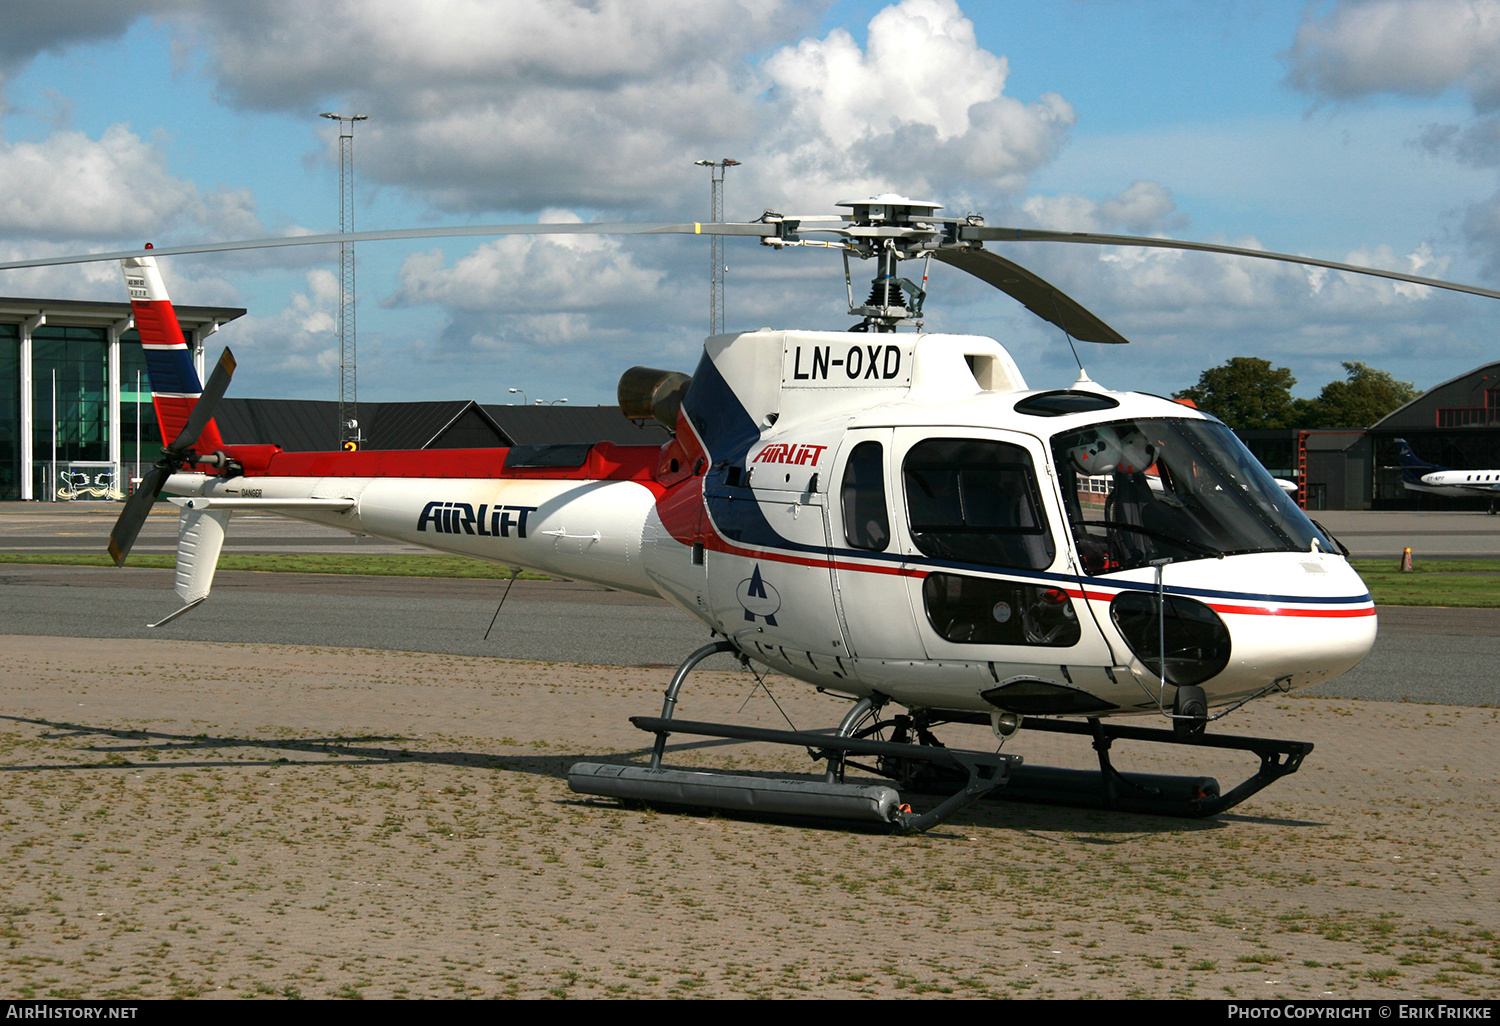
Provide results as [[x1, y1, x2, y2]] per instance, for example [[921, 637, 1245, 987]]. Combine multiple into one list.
[[1060, 585, 1374, 618], [241, 440, 666, 487]]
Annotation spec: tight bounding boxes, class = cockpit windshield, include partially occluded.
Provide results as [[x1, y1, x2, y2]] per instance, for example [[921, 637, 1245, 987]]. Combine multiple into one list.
[[1051, 418, 1334, 575]]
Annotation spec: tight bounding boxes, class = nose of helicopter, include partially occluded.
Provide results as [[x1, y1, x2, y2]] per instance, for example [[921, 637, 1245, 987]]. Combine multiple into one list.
[[1104, 552, 1377, 702]]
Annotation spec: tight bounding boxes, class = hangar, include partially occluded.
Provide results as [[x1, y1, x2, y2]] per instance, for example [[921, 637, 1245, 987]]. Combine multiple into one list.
[[1366, 361, 1500, 509]]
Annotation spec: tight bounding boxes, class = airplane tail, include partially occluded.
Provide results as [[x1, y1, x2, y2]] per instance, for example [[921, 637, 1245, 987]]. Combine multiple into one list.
[[1392, 438, 1444, 484], [122, 254, 226, 455]]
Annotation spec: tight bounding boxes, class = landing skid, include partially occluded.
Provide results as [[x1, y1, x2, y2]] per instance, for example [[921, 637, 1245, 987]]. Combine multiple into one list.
[[566, 642, 1315, 831], [901, 713, 1313, 819]]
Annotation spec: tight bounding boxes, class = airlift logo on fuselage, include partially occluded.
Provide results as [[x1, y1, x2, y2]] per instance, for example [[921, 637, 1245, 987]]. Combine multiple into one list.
[[753, 444, 827, 466], [785, 342, 911, 385], [417, 501, 538, 538]]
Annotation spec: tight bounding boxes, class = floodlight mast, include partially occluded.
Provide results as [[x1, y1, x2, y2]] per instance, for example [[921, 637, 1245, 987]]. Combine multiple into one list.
[[694, 158, 740, 336], [321, 112, 368, 448]]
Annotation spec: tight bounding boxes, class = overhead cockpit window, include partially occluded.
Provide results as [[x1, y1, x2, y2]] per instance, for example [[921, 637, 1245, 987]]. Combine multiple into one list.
[[902, 438, 1054, 570], [841, 440, 890, 551], [1014, 390, 1121, 418], [1051, 418, 1334, 575]]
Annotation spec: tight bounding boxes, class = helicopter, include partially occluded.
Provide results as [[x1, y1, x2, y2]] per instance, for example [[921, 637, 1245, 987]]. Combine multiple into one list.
[[9, 196, 1495, 833]]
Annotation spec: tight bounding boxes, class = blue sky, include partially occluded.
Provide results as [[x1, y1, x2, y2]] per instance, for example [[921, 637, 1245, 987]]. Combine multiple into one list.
[[3, 0, 1500, 409]]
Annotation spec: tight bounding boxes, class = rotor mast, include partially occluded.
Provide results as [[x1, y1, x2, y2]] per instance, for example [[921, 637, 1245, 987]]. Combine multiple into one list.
[[321, 112, 368, 449]]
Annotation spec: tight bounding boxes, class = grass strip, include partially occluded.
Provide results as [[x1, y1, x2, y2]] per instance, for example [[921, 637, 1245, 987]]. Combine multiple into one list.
[[1349, 558, 1500, 608], [0, 551, 551, 581]]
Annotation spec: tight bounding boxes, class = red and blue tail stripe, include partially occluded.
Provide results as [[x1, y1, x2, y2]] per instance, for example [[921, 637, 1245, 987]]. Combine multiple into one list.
[[122, 254, 225, 452]]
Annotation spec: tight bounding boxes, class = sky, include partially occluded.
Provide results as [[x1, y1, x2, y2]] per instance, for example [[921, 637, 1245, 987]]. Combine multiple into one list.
[[3, 0, 1500, 410]]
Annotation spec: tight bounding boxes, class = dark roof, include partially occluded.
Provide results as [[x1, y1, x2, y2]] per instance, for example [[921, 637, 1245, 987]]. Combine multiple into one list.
[[373, 401, 507, 449], [482, 404, 670, 446], [215, 398, 339, 452], [214, 398, 668, 451], [1371, 360, 1500, 432]]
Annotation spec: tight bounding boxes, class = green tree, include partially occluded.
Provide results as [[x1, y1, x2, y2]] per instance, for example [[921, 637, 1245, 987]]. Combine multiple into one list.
[[1173, 357, 1299, 429], [1299, 361, 1420, 428]]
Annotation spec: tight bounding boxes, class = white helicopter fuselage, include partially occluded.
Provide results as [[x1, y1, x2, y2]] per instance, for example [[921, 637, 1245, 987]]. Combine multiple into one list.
[[164, 328, 1375, 722]]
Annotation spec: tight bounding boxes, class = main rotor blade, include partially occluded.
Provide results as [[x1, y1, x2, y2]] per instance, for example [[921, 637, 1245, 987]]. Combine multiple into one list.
[[0, 222, 781, 271], [932, 248, 1129, 344], [108, 464, 171, 566], [170, 348, 236, 454], [963, 226, 1500, 302]]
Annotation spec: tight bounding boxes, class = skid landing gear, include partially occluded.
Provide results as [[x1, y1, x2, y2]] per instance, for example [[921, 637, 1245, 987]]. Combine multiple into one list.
[[567, 642, 1315, 831], [567, 641, 1019, 834]]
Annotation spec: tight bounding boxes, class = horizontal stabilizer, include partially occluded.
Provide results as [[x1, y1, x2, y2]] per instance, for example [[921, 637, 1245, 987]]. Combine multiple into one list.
[[177, 497, 356, 512]]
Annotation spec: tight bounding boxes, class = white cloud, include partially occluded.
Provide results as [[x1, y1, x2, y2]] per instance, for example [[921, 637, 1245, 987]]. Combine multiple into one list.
[[0, 2, 181, 78], [1286, 0, 1500, 110], [0, 126, 194, 240], [1284, 3, 1500, 280], [146, 0, 1072, 217], [388, 212, 677, 314], [929, 184, 1473, 394], [213, 269, 342, 379], [168, 0, 813, 214], [753, 0, 1074, 208], [0, 124, 272, 248]]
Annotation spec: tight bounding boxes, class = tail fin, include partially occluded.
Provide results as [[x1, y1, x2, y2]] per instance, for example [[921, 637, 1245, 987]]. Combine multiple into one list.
[[1392, 438, 1443, 484], [122, 254, 226, 454]]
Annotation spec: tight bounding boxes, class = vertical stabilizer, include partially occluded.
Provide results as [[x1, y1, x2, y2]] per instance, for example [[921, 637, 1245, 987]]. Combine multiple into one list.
[[122, 255, 225, 454], [148, 503, 230, 627], [1392, 438, 1444, 485]]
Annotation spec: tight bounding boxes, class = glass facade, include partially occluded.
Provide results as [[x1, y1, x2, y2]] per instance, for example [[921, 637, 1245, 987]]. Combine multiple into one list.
[[120, 331, 163, 493], [0, 325, 18, 500], [32, 325, 109, 498], [0, 297, 241, 501]]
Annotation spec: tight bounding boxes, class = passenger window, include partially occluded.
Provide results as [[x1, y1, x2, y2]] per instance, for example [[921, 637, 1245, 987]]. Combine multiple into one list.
[[841, 441, 890, 551], [903, 438, 1054, 570], [923, 573, 1080, 647]]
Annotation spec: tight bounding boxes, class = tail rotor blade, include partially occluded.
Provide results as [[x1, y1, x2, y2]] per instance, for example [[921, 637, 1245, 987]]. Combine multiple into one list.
[[108, 464, 171, 566], [170, 348, 236, 453]]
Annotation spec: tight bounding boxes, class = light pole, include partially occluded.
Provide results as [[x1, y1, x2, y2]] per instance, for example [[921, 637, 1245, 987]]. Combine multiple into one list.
[[694, 158, 739, 336], [508, 388, 528, 405], [321, 112, 368, 448], [134, 370, 141, 493]]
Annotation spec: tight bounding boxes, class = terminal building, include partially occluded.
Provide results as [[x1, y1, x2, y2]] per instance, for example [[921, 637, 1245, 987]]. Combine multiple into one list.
[[1, 296, 244, 502]]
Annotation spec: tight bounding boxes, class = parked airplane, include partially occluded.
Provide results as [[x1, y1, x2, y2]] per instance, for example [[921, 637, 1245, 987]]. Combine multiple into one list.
[[1394, 438, 1500, 513]]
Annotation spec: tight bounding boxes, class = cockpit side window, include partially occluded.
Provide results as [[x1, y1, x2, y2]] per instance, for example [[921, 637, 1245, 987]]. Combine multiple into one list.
[[841, 440, 890, 551], [902, 438, 1054, 571]]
